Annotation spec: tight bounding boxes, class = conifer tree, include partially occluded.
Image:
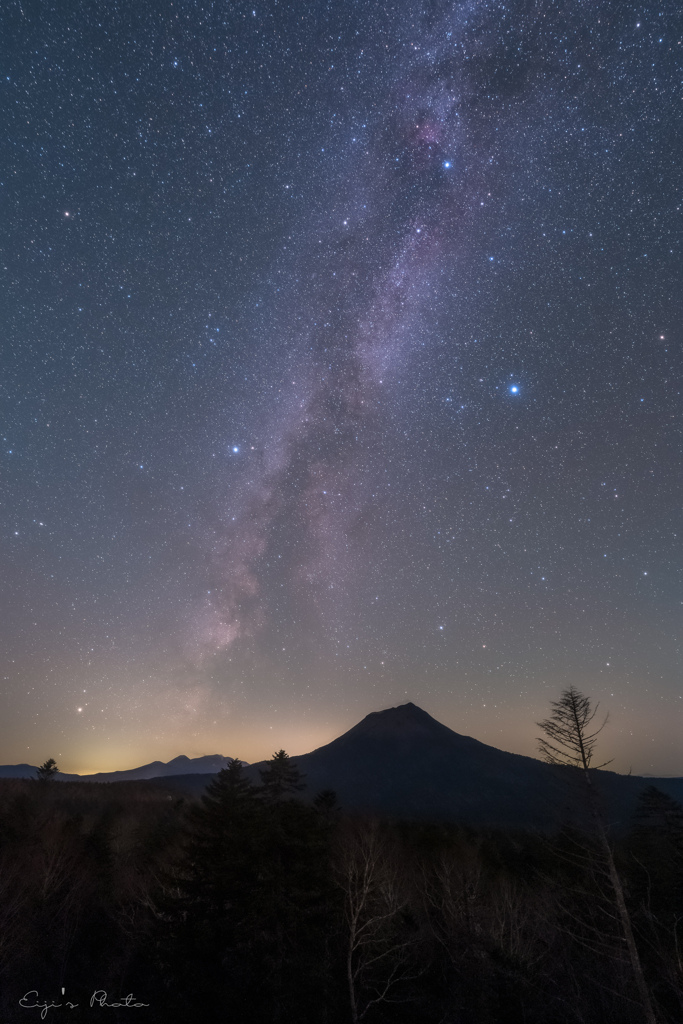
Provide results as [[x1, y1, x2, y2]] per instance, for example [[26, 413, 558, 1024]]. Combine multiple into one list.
[[259, 749, 305, 801], [35, 758, 59, 781], [630, 787, 683, 926], [180, 757, 260, 906], [634, 785, 683, 844], [160, 758, 264, 1021]]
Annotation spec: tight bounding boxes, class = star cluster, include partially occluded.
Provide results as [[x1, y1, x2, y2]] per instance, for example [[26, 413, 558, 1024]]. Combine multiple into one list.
[[1, 0, 681, 773]]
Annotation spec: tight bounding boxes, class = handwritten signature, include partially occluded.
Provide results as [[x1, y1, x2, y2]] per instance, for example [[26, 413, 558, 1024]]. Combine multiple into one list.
[[19, 990, 149, 1019]]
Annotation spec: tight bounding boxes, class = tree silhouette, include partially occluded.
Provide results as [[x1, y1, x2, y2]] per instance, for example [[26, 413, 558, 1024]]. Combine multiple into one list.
[[259, 750, 305, 801], [35, 758, 59, 782], [629, 787, 683, 932], [178, 757, 260, 910], [160, 753, 334, 1023], [537, 685, 612, 770], [538, 687, 658, 1024], [336, 820, 419, 1023], [634, 785, 683, 845], [159, 758, 264, 1020]]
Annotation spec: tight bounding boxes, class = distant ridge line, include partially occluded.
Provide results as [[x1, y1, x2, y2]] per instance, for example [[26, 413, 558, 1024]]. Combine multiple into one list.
[[1, 704, 682, 831]]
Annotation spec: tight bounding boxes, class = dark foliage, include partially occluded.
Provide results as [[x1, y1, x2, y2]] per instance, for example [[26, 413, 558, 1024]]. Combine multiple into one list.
[[1, 773, 682, 1024], [258, 749, 306, 801], [35, 757, 59, 782]]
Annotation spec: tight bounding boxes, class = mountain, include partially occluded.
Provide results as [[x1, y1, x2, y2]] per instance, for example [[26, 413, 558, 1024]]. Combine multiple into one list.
[[79, 753, 232, 782], [243, 702, 578, 828], [234, 702, 683, 830], [4, 704, 682, 830], [0, 763, 77, 780], [0, 753, 231, 783]]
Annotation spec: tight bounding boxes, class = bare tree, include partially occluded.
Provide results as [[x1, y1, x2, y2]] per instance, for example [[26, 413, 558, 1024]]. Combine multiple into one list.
[[538, 686, 658, 1024], [335, 820, 419, 1023], [538, 687, 612, 771]]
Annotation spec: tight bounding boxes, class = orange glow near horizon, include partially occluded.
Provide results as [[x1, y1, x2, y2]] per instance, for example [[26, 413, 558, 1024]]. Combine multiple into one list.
[[12, 692, 682, 780]]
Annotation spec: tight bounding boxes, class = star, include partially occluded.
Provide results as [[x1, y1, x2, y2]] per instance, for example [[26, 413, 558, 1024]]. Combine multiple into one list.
[[1, 0, 679, 781]]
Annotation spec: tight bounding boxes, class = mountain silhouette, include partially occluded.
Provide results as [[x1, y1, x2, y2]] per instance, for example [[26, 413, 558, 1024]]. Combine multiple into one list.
[[240, 702, 683, 829], [0, 753, 231, 783], [3, 704, 681, 829], [247, 703, 571, 828]]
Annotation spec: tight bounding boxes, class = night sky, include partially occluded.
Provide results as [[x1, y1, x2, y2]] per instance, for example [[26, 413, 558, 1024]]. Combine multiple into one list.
[[2, 0, 681, 776]]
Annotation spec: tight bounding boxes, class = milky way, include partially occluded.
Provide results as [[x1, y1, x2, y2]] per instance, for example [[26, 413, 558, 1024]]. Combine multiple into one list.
[[2, 0, 681, 772], [196, 1, 540, 661]]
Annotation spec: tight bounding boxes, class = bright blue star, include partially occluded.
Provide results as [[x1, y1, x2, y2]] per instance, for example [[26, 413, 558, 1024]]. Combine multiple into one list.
[[232, 446, 240, 454], [509, 385, 519, 394], [443, 161, 451, 169]]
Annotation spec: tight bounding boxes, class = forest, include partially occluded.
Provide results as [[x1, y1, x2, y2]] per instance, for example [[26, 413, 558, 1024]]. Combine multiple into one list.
[[1, 742, 682, 1024]]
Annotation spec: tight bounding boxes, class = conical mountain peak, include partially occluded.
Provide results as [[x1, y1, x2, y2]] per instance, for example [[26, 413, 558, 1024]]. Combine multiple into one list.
[[359, 702, 438, 725], [335, 702, 461, 745]]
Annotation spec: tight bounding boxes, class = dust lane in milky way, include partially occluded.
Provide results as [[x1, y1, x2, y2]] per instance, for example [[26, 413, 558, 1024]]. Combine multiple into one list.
[[193, 1, 563, 664]]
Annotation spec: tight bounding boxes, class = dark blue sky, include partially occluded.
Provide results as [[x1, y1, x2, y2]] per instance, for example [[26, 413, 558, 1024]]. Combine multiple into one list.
[[2, 0, 681, 773]]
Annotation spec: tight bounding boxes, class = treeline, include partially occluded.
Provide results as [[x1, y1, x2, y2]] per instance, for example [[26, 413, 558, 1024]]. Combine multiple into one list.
[[0, 758, 682, 1024]]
